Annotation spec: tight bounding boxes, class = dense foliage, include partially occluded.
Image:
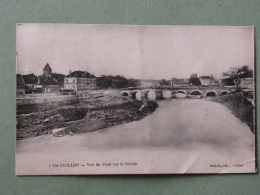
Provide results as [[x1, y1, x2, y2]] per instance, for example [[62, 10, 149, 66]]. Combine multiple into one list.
[[97, 75, 140, 89]]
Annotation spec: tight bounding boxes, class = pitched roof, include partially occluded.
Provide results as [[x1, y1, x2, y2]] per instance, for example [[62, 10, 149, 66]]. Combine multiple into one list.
[[43, 63, 52, 71], [42, 77, 59, 86], [51, 74, 65, 86], [51, 73, 65, 79], [22, 74, 37, 84], [68, 71, 96, 78]]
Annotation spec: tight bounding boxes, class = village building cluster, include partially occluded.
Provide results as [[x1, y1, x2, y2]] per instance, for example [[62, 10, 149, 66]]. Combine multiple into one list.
[[17, 63, 253, 95], [169, 73, 253, 89], [17, 63, 97, 94], [170, 74, 218, 87]]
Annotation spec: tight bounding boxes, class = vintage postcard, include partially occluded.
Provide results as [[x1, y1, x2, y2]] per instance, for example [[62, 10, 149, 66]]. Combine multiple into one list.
[[16, 24, 256, 175]]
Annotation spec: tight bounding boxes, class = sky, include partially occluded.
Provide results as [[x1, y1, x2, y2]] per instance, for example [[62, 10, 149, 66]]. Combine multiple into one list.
[[17, 24, 254, 80]]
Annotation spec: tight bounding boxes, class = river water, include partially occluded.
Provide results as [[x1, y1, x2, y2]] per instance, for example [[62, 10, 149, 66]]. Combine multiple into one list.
[[16, 99, 255, 174]]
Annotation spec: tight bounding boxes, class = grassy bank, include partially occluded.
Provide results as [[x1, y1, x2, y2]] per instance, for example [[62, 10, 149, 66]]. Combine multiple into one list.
[[212, 91, 255, 133]]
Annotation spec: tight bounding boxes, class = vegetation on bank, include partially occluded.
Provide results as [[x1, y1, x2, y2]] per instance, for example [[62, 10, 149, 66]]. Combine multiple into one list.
[[16, 96, 158, 139], [16, 87, 255, 140], [97, 75, 141, 89], [213, 90, 255, 133]]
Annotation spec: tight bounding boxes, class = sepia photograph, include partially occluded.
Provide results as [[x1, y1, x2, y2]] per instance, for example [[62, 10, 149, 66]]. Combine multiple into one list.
[[16, 24, 255, 175]]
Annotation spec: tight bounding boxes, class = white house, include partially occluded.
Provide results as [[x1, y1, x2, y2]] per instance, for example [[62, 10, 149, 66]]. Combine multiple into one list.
[[64, 71, 97, 91]]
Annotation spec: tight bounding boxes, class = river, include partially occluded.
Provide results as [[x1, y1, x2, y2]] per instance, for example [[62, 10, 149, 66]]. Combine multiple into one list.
[[16, 99, 255, 175]]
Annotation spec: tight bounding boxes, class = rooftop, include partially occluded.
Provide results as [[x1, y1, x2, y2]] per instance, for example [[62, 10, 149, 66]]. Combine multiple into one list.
[[42, 77, 59, 86], [22, 74, 37, 84], [67, 71, 96, 78]]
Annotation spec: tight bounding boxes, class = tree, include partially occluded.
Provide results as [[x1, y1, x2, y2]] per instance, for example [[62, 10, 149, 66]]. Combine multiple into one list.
[[239, 65, 253, 78], [128, 78, 141, 88], [112, 75, 128, 88], [189, 78, 201, 86], [97, 75, 112, 89], [97, 75, 129, 89], [160, 79, 168, 86], [222, 65, 253, 88]]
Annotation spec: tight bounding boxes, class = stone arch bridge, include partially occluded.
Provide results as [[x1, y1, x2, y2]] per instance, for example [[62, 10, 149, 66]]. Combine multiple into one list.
[[120, 87, 230, 100]]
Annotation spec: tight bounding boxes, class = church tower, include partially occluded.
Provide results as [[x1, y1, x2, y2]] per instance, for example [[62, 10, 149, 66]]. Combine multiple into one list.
[[43, 63, 52, 76]]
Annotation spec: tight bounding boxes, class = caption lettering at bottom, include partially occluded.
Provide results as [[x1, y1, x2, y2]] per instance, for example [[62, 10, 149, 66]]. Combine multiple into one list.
[[49, 162, 138, 168]]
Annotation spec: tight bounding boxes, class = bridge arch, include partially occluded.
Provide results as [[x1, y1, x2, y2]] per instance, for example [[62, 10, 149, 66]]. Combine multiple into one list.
[[189, 90, 203, 98], [175, 90, 187, 98], [220, 91, 228, 95], [121, 91, 129, 97], [145, 90, 156, 100], [206, 90, 218, 97], [161, 90, 172, 99], [132, 90, 142, 100]]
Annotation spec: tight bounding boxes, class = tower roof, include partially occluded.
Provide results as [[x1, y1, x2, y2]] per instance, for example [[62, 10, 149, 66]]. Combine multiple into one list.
[[43, 63, 52, 71]]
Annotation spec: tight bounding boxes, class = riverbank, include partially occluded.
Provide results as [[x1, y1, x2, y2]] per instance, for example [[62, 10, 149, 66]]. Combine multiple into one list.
[[16, 98, 255, 174], [212, 90, 255, 133], [16, 96, 158, 139]]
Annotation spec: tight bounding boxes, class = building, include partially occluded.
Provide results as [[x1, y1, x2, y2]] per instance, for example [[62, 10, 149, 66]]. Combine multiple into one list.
[[43, 63, 52, 76], [42, 77, 60, 93], [16, 73, 38, 94], [22, 73, 38, 90], [64, 70, 97, 91], [170, 78, 190, 87], [190, 73, 198, 79], [238, 78, 253, 89], [35, 64, 65, 92], [16, 74, 25, 94], [51, 73, 65, 88], [199, 75, 215, 86], [36, 76, 62, 93]]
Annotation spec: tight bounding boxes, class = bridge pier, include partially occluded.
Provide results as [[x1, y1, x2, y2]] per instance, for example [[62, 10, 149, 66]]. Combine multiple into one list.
[[162, 90, 172, 99], [131, 91, 142, 100], [145, 90, 156, 100]]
